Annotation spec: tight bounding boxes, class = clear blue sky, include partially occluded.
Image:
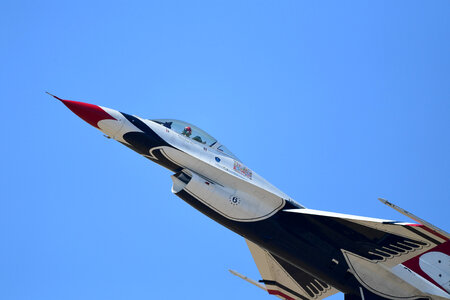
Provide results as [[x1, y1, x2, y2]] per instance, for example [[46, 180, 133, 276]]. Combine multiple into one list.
[[1, 1, 449, 299]]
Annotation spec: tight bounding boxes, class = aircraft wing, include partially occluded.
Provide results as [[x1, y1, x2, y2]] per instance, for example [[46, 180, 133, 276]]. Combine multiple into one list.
[[283, 201, 450, 299], [240, 239, 339, 300]]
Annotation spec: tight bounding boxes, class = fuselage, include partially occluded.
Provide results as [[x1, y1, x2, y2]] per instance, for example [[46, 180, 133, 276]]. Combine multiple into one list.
[[56, 96, 426, 298]]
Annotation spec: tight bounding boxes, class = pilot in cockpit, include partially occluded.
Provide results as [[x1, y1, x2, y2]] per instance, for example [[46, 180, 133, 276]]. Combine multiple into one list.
[[181, 126, 192, 137], [181, 126, 206, 144]]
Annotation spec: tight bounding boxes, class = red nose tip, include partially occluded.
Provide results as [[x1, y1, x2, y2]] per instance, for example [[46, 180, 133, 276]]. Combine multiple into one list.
[[49, 93, 116, 128]]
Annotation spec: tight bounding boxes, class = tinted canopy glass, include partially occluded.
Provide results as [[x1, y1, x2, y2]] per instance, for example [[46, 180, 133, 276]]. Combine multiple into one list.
[[153, 119, 217, 146], [152, 119, 240, 161]]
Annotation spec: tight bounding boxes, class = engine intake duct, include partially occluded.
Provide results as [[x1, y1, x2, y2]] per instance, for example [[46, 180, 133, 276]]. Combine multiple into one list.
[[170, 169, 285, 222], [171, 170, 192, 193]]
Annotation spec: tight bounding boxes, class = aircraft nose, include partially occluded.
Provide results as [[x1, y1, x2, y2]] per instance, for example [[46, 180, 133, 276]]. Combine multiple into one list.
[[48, 92, 116, 129]]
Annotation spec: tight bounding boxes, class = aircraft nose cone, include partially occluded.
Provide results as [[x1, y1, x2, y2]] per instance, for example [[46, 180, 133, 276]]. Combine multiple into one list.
[[49, 93, 116, 128]]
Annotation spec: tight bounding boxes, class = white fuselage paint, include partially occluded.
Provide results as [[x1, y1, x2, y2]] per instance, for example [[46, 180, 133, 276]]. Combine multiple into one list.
[[147, 118, 295, 221], [171, 170, 284, 222], [96, 111, 300, 222]]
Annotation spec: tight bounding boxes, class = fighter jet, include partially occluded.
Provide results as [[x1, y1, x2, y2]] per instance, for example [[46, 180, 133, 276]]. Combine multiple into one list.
[[51, 93, 449, 300]]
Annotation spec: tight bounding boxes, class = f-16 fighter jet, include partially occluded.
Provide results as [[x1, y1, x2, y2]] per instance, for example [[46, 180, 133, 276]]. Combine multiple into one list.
[[51, 93, 449, 300]]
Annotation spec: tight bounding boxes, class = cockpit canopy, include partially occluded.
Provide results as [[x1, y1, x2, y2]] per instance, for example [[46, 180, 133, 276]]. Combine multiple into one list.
[[152, 119, 239, 161], [153, 119, 216, 145]]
